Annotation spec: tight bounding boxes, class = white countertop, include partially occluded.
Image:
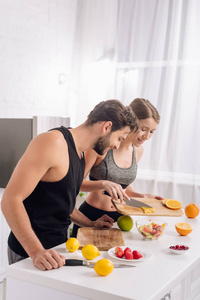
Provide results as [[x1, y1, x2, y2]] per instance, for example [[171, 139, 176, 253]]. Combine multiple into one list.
[[6, 215, 200, 300], [0, 188, 5, 199]]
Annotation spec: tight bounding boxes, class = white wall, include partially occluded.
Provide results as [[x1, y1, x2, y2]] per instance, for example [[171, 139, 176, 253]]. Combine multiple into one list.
[[0, 0, 77, 282], [0, 0, 77, 118]]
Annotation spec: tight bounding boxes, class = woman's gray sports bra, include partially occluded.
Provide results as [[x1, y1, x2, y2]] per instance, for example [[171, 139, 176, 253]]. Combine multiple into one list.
[[89, 146, 137, 189]]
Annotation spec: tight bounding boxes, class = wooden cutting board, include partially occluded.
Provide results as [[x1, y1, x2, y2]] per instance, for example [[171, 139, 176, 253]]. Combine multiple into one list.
[[112, 198, 183, 217], [77, 227, 125, 251]]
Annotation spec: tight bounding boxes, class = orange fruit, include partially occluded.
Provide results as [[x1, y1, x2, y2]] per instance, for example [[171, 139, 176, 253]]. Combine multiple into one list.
[[185, 203, 199, 218], [165, 199, 182, 210], [162, 199, 168, 205], [175, 222, 193, 236]]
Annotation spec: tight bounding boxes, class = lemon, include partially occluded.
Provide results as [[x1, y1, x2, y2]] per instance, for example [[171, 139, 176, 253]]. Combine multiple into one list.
[[117, 215, 133, 231], [66, 237, 80, 252], [81, 244, 101, 260], [94, 259, 114, 276]]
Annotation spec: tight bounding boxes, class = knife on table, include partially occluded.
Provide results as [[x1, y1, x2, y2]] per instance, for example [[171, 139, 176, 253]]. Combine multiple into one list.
[[102, 190, 152, 208], [65, 259, 135, 268]]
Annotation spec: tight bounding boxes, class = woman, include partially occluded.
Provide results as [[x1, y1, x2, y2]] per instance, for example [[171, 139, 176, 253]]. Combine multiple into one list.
[[72, 98, 163, 237]]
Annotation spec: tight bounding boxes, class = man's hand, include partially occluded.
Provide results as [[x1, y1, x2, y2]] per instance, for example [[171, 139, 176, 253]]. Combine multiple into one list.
[[32, 249, 65, 271], [93, 214, 114, 228]]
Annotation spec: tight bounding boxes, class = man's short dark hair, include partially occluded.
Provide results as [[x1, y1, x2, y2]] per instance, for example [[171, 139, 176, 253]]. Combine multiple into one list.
[[86, 99, 138, 132]]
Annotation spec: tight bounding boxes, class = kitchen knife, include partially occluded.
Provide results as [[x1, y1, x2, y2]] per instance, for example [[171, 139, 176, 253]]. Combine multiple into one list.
[[103, 190, 152, 208], [65, 259, 135, 268]]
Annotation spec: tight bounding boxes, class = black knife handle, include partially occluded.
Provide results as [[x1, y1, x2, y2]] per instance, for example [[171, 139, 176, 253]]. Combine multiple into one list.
[[103, 190, 123, 200], [102, 190, 111, 197], [65, 259, 83, 266]]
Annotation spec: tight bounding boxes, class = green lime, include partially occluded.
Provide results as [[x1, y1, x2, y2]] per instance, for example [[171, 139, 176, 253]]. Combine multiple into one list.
[[117, 215, 133, 231]]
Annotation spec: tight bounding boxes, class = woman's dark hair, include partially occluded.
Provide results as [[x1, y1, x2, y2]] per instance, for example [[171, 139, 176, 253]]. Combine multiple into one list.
[[86, 99, 139, 132], [130, 98, 160, 123]]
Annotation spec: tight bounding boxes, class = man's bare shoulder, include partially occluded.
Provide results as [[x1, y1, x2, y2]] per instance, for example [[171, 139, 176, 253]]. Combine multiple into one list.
[[25, 130, 68, 164], [31, 130, 66, 147]]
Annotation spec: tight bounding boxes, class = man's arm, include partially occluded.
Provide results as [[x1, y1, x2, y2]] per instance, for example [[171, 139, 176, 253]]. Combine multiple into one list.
[[70, 208, 114, 228], [1, 131, 66, 270]]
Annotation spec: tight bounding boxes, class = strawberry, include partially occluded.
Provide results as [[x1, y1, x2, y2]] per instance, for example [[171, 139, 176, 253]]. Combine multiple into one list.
[[115, 246, 123, 254], [124, 250, 133, 260], [124, 247, 132, 255], [116, 249, 124, 258], [153, 231, 161, 238], [132, 250, 143, 259], [143, 226, 151, 233]]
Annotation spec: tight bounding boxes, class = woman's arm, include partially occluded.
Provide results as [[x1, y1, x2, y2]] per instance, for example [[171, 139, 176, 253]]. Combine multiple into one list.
[[126, 185, 164, 200]]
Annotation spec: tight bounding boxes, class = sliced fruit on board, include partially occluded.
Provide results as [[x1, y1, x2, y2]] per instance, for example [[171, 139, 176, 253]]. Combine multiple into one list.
[[142, 207, 156, 213], [164, 199, 182, 210]]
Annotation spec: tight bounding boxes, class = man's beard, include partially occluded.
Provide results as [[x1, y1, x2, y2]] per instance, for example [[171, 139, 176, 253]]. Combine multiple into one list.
[[93, 133, 111, 155]]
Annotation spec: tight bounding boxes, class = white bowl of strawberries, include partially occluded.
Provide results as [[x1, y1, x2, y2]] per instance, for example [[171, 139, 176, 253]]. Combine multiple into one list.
[[116, 246, 143, 260], [136, 219, 167, 240], [108, 246, 152, 262]]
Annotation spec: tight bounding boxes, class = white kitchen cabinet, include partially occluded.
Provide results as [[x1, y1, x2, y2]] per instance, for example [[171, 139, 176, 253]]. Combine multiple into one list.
[[4, 215, 200, 300], [164, 267, 200, 300]]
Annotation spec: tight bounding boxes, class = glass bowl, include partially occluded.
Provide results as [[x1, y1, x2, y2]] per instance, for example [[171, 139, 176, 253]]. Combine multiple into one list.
[[136, 219, 167, 240]]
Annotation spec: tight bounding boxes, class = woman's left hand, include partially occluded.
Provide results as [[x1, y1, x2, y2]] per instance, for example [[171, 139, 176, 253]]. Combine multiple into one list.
[[143, 193, 164, 200]]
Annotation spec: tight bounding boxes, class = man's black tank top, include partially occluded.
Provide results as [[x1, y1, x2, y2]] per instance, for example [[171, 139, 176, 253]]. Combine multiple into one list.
[[8, 127, 85, 257]]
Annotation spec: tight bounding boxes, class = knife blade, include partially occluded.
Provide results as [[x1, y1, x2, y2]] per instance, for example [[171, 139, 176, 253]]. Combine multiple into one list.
[[65, 259, 135, 268], [103, 190, 152, 208]]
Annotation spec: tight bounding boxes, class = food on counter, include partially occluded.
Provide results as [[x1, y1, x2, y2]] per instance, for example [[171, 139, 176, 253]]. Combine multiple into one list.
[[163, 199, 182, 210], [66, 237, 80, 252], [185, 203, 199, 218], [124, 247, 132, 254], [136, 221, 166, 240], [114, 247, 143, 260], [124, 248, 133, 260], [142, 207, 156, 213], [132, 250, 143, 259], [94, 259, 114, 276], [117, 215, 133, 231], [169, 245, 190, 255], [115, 246, 123, 254], [169, 245, 189, 250], [115, 247, 124, 258], [175, 222, 193, 236], [82, 244, 101, 260]]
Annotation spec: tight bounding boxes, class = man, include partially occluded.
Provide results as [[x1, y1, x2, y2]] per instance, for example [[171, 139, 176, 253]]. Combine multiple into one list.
[[1, 99, 138, 271]]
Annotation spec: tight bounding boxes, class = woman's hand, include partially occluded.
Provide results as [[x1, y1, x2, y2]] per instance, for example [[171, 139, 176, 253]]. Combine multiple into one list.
[[143, 193, 164, 200], [102, 181, 129, 203]]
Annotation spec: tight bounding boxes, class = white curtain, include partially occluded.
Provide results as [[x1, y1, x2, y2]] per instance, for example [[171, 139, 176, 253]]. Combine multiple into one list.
[[68, 0, 200, 205]]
